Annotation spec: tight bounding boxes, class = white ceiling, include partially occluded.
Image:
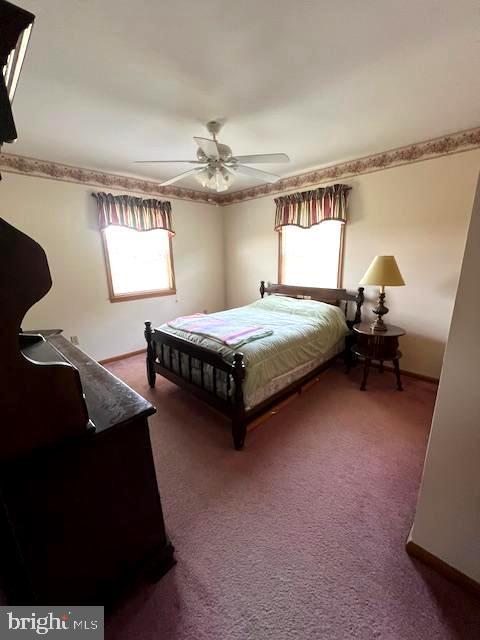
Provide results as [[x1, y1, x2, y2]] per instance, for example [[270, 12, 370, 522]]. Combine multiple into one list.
[[8, 0, 480, 193]]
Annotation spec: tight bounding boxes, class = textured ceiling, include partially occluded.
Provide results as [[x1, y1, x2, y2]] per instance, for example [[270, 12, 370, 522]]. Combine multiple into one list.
[[8, 0, 480, 192]]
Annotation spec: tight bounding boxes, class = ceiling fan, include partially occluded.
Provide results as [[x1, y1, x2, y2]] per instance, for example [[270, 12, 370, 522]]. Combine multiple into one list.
[[134, 121, 290, 192]]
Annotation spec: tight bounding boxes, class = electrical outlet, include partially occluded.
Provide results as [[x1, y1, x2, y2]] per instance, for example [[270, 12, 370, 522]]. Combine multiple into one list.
[[70, 336, 79, 345]]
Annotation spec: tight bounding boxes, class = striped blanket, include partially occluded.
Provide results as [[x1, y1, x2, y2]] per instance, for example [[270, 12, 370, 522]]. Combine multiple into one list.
[[167, 313, 272, 348]]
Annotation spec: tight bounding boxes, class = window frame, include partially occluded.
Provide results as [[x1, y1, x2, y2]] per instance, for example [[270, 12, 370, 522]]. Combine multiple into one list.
[[277, 222, 345, 289], [101, 227, 177, 303]]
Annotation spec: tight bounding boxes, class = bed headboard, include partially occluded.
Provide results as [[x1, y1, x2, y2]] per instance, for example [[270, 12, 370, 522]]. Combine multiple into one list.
[[259, 281, 365, 326]]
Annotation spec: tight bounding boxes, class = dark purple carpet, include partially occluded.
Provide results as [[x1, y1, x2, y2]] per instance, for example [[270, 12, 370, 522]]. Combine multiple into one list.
[[105, 355, 480, 640]]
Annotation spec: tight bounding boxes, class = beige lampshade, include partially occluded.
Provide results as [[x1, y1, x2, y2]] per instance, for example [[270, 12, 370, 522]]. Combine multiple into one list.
[[360, 255, 405, 286]]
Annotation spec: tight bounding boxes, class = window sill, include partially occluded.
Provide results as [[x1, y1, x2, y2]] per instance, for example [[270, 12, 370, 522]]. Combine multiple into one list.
[[109, 289, 177, 303]]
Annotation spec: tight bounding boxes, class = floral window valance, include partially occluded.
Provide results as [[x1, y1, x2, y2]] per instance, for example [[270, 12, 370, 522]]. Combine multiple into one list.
[[93, 192, 175, 235], [274, 184, 350, 231]]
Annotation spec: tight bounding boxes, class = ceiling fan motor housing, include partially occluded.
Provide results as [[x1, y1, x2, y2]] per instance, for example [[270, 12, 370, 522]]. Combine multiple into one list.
[[197, 144, 232, 163]]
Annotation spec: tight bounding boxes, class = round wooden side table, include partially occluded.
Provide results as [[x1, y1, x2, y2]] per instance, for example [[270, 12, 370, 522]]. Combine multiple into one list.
[[351, 323, 406, 391]]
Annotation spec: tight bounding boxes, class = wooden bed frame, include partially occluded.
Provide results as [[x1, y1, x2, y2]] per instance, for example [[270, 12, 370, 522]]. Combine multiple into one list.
[[145, 282, 364, 450]]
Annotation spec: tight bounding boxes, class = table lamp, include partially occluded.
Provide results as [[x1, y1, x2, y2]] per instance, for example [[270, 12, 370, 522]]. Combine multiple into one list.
[[360, 256, 405, 331]]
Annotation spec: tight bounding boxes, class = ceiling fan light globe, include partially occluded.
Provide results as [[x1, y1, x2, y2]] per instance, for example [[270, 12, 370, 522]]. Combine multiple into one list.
[[217, 166, 234, 191], [194, 166, 234, 192], [214, 174, 228, 192], [194, 167, 210, 188], [220, 166, 234, 182], [218, 143, 232, 161]]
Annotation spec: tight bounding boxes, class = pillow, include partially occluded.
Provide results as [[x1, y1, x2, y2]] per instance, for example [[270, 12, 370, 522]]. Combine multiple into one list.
[[249, 294, 344, 321]]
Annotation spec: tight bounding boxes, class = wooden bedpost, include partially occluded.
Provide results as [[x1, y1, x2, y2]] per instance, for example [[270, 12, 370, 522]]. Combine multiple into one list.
[[260, 280, 266, 298], [231, 353, 247, 450], [144, 321, 156, 388], [354, 287, 365, 325]]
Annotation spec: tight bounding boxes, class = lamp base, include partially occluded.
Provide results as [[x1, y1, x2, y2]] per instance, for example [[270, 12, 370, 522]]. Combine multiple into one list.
[[371, 316, 388, 332], [371, 291, 389, 332]]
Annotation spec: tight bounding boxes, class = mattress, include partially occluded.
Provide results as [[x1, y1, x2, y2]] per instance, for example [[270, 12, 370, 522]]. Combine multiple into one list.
[[156, 295, 349, 409], [245, 338, 344, 410]]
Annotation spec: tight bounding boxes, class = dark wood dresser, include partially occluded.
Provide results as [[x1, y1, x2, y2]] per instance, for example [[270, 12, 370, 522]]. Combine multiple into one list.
[[0, 219, 175, 605], [0, 332, 175, 605]]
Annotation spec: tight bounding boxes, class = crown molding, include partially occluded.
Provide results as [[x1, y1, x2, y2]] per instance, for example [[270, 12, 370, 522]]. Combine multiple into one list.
[[1, 126, 479, 207], [0, 152, 216, 204], [216, 126, 480, 205]]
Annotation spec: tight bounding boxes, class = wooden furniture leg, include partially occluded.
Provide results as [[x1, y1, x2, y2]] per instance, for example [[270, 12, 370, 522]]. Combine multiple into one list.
[[232, 419, 247, 450], [345, 344, 355, 373], [144, 321, 156, 388], [360, 358, 370, 391], [379, 360, 384, 373], [232, 353, 247, 450], [393, 358, 403, 391]]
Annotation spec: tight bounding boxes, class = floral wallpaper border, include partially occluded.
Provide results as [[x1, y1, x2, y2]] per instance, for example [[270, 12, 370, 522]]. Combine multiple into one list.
[[0, 153, 215, 204], [1, 126, 479, 206], [216, 127, 480, 205]]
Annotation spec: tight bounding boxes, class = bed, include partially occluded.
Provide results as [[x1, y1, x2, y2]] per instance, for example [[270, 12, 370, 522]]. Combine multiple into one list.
[[144, 282, 364, 449]]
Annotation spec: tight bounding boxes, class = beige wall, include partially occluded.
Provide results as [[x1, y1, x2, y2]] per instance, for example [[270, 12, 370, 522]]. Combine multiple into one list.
[[0, 173, 225, 361], [409, 174, 480, 582], [2, 149, 479, 375], [223, 150, 480, 378]]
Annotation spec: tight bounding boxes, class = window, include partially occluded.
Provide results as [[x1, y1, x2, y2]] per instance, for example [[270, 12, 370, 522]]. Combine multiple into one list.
[[102, 226, 175, 302], [279, 221, 344, 288]]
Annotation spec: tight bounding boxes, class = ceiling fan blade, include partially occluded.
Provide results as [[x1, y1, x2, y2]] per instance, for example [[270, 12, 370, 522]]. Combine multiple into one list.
[[133, 160, 202, 164], [194, 136, 220, 159], [233, 164, 281, 183], [160, 167, 205, 186], [231, 153, 290, 164]]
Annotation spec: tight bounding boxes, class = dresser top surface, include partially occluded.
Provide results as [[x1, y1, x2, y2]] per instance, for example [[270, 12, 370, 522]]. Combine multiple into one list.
[[47, 335, 155, 432]]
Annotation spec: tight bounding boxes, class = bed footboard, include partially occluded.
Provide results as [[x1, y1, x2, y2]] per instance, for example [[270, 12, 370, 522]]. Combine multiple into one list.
[[144, 322, 248, 450]]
